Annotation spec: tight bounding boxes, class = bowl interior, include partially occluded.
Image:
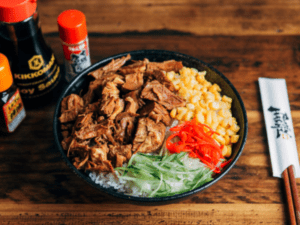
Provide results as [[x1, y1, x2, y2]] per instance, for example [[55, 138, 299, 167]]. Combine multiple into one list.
[[53, 49, 248, 203]]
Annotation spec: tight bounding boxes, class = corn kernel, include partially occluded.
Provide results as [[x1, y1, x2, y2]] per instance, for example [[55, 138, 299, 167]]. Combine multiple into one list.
[[222, 146, 228, 157], [226, 129, 235, 136], [196, 74, 205, 83], [195, 113, 205, 124], [209, 84, 221, 93], [215, 135, 225, 145], [216, 126, 226, 136], [224, 135, 231, 145], [170, 108, 177, 118], [186, 103, 195, 111], [211, 122, 219, 131], [190, 95, 201, 104], [222, 95, 232, 103], [214, 92, 222, 101], [172, 79, 180, 86], [184, 111, 194, 121], [230, 123, 240, 132], [231, 135, 240, 143], [176, 107, 188, 120], [166, 72, 175, 81], [224, 145, 232, 157], [208, 101, 220, 110]]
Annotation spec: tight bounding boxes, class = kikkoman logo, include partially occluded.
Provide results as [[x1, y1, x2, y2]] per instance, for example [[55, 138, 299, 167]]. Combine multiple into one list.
[[28, 55, 44, 70]]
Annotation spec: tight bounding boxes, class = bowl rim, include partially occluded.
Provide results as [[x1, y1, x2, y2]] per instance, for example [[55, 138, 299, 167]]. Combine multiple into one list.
[[53, 49, 248, 202]]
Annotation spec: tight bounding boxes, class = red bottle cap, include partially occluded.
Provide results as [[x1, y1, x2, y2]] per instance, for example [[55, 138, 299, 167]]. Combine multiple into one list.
[[0, 0, 37, 23], [0, 53, 14, 92], [57, 9, 88, 44]]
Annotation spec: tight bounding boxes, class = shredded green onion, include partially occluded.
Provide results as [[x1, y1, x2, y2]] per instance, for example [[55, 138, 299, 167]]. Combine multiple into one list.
[[115, 152, 213, 197]]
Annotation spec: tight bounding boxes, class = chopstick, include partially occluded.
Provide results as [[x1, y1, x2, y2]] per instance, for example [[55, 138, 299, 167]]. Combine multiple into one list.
[[282, 165, 300, 225]]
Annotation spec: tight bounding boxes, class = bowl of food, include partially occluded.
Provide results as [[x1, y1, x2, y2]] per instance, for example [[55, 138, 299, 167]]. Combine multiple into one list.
[[53, 49, 248, 203]]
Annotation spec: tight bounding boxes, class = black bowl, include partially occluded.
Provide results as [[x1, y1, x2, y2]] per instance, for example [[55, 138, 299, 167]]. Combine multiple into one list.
[[53, 49, 248, 204]]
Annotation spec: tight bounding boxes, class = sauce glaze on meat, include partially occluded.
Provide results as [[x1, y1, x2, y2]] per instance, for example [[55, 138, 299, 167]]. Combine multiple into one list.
[[59, 54, 186, 173]]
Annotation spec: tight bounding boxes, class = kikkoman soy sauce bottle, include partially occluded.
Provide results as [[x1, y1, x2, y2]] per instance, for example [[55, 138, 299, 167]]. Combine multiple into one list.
[[0, 0, 61, 105]]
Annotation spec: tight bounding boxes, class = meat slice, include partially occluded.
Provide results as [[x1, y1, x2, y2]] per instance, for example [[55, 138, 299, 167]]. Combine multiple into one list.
[[88, 54, 131, 79], [80, 102, 100, 114], [147, 60, 183, 73], [90, 143, 109, 163], [99, 97, 125, 120], [82, 79, 103, 105], [59, 94, 84, 123], [102, 81, 120, 100], [124, 90, 140, 114], [67, 138, 90, 156], [140, 80, 185, 110], [132, 118, 165, 153], [108, 144, 132, 167], [144, 70, 176, 92], [114, 112, 137, 143], [74, 112, 93, 130], [139, 102, 171, 126], [86, 160, 114, 173], [122, 72, 144, 91], [75, 120, 115, 144], [118, 58, 149, 75]]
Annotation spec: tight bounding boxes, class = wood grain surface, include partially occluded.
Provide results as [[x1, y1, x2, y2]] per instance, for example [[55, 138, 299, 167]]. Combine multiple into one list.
[[1, 0, 300, 224]]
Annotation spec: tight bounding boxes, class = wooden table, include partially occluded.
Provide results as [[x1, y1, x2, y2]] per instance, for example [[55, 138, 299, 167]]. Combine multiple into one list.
[[1, 0, 300, 224]]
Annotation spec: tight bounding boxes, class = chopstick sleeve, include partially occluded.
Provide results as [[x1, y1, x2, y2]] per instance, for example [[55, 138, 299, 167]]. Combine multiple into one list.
[[258, 77, 300, 178]]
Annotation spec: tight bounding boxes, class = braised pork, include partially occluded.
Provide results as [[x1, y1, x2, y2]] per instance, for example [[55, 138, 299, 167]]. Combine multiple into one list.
[[140, 80, 185, 110], [132, 117, 166, 153], [147, 60, 183, 72], [139, 101, 171, 126], [59, 55, 186, 173]]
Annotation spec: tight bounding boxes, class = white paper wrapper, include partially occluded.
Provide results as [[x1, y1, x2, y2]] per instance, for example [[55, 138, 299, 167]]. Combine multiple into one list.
[[259, 77, 300, 178]]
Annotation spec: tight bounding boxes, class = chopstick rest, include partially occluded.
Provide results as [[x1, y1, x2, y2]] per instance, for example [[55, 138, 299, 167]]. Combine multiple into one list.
[[259, 77, 300, 224]]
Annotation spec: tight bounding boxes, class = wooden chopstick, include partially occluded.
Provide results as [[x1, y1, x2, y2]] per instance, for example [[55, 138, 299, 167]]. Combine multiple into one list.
[[288, 165, 300, 225], [282, 165, 300, 225]]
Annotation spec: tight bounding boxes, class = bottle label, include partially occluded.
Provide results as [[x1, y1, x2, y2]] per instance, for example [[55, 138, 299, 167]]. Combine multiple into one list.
[[13, 54, 61, 99], [62, 37, 91, 82], [2, 89, 26, 132]]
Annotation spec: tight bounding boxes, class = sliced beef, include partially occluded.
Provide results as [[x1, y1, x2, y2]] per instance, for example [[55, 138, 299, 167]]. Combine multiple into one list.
[[59, 94, 84, 123], [147, 60, 183, 72], [139, 102, 171, 126], [132, 117, 165, 153], [140, 80, 185, 110], [118, 58, 149, 75], [122, 72, 144, 91], [144, 70, 176, 92]]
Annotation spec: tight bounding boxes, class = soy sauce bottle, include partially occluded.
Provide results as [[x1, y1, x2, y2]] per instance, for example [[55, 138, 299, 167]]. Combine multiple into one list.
[[0, 0, 61, 105]]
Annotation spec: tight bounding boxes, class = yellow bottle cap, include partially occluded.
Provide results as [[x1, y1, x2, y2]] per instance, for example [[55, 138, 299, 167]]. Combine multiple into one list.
[[0, 53, 13, 92]]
